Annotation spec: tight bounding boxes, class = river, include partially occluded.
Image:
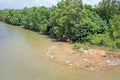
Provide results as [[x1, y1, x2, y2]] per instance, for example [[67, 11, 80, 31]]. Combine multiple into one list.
[[0, 22, 120, 80]]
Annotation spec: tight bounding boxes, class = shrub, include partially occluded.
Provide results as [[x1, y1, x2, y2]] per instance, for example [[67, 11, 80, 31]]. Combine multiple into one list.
[[73, 42, 81, 50], [115, 39, 120, 48], [91, 33, 111, 46]]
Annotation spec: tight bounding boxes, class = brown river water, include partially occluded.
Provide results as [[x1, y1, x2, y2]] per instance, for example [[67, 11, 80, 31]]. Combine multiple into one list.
[[0, 22, 120, 80]]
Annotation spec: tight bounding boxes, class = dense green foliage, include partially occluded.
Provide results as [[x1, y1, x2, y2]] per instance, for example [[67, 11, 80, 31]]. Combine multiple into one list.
[[0, 0, 120, 49], [96, 0, 120, 23]]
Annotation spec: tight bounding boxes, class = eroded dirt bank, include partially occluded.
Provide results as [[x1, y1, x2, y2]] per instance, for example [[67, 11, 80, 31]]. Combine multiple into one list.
[[46, 42, 120, 70]]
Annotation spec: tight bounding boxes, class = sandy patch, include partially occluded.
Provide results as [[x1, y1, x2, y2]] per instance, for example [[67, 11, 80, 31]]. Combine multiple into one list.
[[46, 42, 120, 70]]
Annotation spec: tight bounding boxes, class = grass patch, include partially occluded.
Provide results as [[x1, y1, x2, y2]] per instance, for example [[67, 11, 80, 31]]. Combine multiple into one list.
[[73, 42, 120, 54], [73, 42, 91, 50]]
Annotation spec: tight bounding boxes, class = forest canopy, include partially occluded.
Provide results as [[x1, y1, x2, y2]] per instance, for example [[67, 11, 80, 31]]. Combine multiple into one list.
[[0, 0, 120, 49]]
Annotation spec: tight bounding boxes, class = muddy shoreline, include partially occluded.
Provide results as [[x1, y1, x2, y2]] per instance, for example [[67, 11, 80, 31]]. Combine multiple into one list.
[[46, 42, 120, 70]]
